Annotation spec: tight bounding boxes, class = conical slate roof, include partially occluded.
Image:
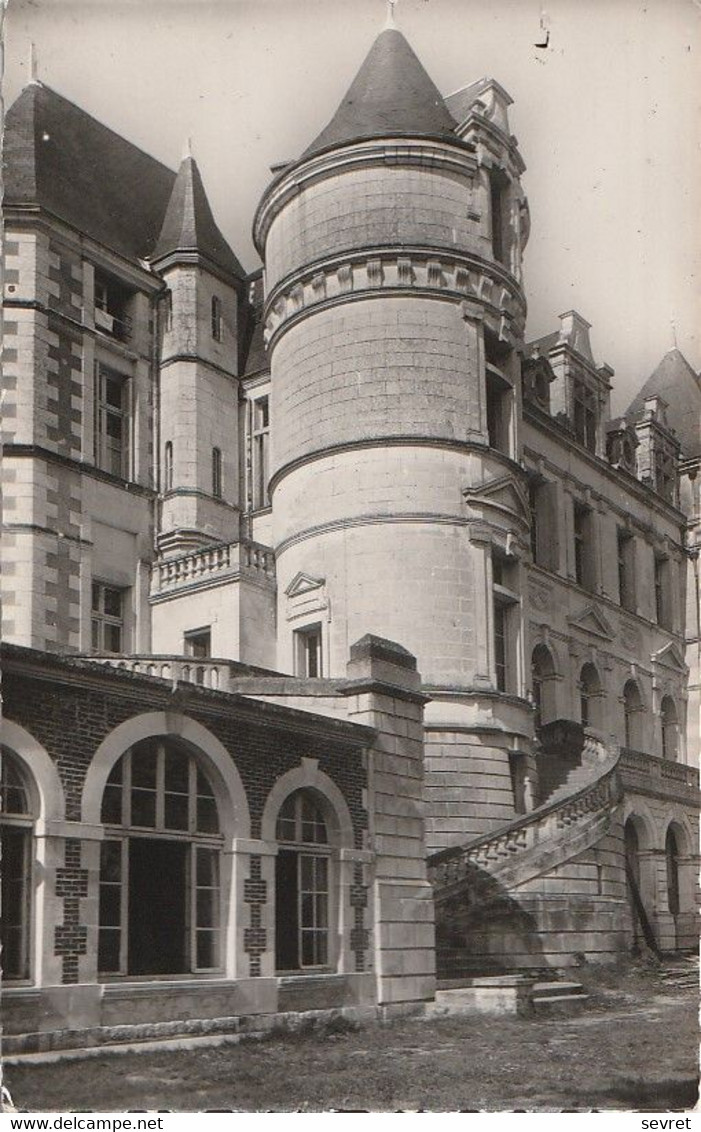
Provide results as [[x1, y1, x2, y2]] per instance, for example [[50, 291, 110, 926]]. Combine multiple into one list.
[[4, 82, 176, 262], [153, 154, 245, 279], [301, 26, 456, 160], [623, 348, 701, 459]]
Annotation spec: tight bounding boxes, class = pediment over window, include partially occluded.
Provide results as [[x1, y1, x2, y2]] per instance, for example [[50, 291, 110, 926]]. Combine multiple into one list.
[[285, 572, 325, 598], [463, 474, 529, 524], [567, 605, 615, 641], [652, 642, 687, 675]]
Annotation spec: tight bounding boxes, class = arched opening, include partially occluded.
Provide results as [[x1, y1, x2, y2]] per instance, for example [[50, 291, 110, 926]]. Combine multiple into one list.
[[98, 736, 223, 977], [579, 663, 601, 730], [622, 680, 644, 750], [665, 826, 680, 918], [531, 644, 556, 731], [1, 749, 34, 981], [624, 814, 657, 953], [661, 697, 679, 761], [275, 789, 331, 973]]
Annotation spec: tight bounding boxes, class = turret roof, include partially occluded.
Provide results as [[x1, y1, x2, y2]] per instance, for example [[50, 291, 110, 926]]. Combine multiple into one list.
[[300, 26, 456, 160], [623, 348, 701, 459], [153, 154, 245, 279]]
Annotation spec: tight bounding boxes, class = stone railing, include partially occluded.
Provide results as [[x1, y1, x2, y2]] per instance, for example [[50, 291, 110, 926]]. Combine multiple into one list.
[[619, 747, 700, 793], [152, 541, 275, 596], [428, 753, 620, 899], [88, 655, 235, 692]]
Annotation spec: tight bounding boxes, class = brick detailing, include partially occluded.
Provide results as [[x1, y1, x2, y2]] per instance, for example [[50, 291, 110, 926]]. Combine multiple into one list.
[[243, 854, 267, 977], [350, 862, 369, 972], [46, 314, 83, 457], [54, 839, 88, 984], [47, 241, 83, 323]]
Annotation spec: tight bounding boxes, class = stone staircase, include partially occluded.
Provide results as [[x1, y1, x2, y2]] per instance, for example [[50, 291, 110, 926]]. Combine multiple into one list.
[[428, 732, 622, 983]]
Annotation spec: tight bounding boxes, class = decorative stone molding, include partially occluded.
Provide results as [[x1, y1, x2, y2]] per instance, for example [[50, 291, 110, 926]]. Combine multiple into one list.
[[263, 248, 526, 350]]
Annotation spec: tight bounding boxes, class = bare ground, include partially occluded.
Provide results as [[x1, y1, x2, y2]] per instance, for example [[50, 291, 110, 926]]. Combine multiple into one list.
[[6, 964, 699, 1113]]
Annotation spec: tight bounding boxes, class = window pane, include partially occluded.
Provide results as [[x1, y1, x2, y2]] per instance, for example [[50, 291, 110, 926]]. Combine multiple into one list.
[[196, 768, 215, 798], [196, 795, 219, 835], [164, 792, 188, 831], [301, 931, 315, 967], [196, 889, 214, 928], [196, 930, 217, 969], [98, 929, 121, 974], [100, 839, 122, 882], [103, 588, 122, 618], [92, 583, 101, 611], [315, 932, 328, 966], [300, 854, 313, 887], [195, 847, 213, 886], [131, 789, 156, 828], [164, 749, 189, 793], [131, 748, 157, 788], [104, 623, 122, 654], [99, 884, 121, 926], [316, 893, 328, 928], [105, 377, 124, 408]]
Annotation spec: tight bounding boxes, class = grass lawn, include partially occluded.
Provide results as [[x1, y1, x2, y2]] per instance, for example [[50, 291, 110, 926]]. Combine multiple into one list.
[[6, 968, 698, 1113]]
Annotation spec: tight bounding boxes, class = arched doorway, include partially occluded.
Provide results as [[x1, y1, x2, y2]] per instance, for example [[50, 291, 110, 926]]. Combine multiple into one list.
[[624, 815, 657, 953], [1, 749, 34, 981], [665, 826, 680, 919], [274, 789, 331, 972], [98, 736, 223, 976]]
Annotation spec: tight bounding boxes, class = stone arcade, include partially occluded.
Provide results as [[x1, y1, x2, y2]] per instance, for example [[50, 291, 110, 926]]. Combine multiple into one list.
[[2, 17, 699, 1051]]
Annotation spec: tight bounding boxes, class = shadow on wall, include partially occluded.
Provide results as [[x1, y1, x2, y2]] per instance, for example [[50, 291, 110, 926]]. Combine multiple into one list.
[[434, 861, 547, 978]]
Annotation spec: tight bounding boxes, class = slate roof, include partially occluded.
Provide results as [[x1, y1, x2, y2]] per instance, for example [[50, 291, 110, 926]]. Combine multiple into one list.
[[153, 154, 245, 280], [623, 348, 701, 459], [4, 82, 177, 263], [301, 27, 456, 160]]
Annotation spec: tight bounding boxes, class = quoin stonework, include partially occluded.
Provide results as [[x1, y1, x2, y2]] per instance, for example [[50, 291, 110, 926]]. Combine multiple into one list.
[[2, 15, 699, 1052]]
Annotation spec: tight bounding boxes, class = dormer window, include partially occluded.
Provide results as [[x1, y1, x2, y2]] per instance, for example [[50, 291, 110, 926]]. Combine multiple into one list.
[[489, 169, 510, 266], [573, 378, 597, 452], [94, 269, 132, 342]]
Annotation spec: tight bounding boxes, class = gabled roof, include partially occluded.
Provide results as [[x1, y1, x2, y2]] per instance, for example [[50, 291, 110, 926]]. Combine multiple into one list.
[[623, 349, 701, 459], [300, 26, 456, 161], [4, 82, 177, 263], [152, 154, 245, 280]]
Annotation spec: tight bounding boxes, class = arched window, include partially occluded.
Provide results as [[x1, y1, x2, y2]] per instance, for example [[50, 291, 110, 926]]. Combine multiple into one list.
[[661, 697, 679, 761], [665, 826, 680, 917], [212, 447, 222, 499], [275, 790, 330, 972], [579, 663, 601, 729], [531, 644, 556, 731], [99, 738, 221, 977], [1, 750, 34, 981], [163, 441, 173, 492], [623, 680, 644, 750]]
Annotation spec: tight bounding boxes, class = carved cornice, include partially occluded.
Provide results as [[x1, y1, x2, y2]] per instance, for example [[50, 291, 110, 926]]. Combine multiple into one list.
[[263, 247, 527, 352]]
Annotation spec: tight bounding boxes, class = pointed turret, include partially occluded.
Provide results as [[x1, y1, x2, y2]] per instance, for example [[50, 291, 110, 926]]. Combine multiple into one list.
[[300, 25, 456, 160], [153, 153, 245, 280]]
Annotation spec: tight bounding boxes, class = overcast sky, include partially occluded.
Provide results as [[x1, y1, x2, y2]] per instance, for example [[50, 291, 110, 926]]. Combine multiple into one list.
[[4, 0, 700, 410]]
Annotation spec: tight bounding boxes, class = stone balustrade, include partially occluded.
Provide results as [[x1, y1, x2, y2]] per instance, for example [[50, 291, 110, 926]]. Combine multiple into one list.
[[428, 755, 620, 898], [619, 746, 699, 793], [87, 655, 235, 692], [151, 541, 275, 595]]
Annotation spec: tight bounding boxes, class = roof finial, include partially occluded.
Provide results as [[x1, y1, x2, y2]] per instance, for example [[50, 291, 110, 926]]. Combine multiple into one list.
[[670, 318, 678, 350], [385, 0, 397, 29], [28, 41, 39, 84], [182, 135, 193, 161]]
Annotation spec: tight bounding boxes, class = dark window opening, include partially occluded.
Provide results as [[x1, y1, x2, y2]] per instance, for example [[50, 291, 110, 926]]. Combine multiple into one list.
[[275, 791, 330, 972], [94, 365, 130, 479], [665, 828, 680, 917], [1, 751, 33, 981], [295, 624, 323, 678], [211, 296, 223, 341], [91, 582, 125, 654], [573, 503, 595, 591], [489, 170, 509, 266], [212, 447, 222, 499], [99, 739, 221, 977], [164, 441, 173, 492], [250, 396, 270, 510], [617, 530, 636, 612], [573, 379, 597, 453], [94, 269, 133, 342]]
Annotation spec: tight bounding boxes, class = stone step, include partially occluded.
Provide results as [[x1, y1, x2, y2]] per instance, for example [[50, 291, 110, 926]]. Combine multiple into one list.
[[531, 992, 590, 1016], [532, 980, 586, 999]]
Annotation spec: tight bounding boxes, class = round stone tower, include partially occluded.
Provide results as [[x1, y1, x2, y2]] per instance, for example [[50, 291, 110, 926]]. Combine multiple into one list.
[[254, 19, 533, 850]]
